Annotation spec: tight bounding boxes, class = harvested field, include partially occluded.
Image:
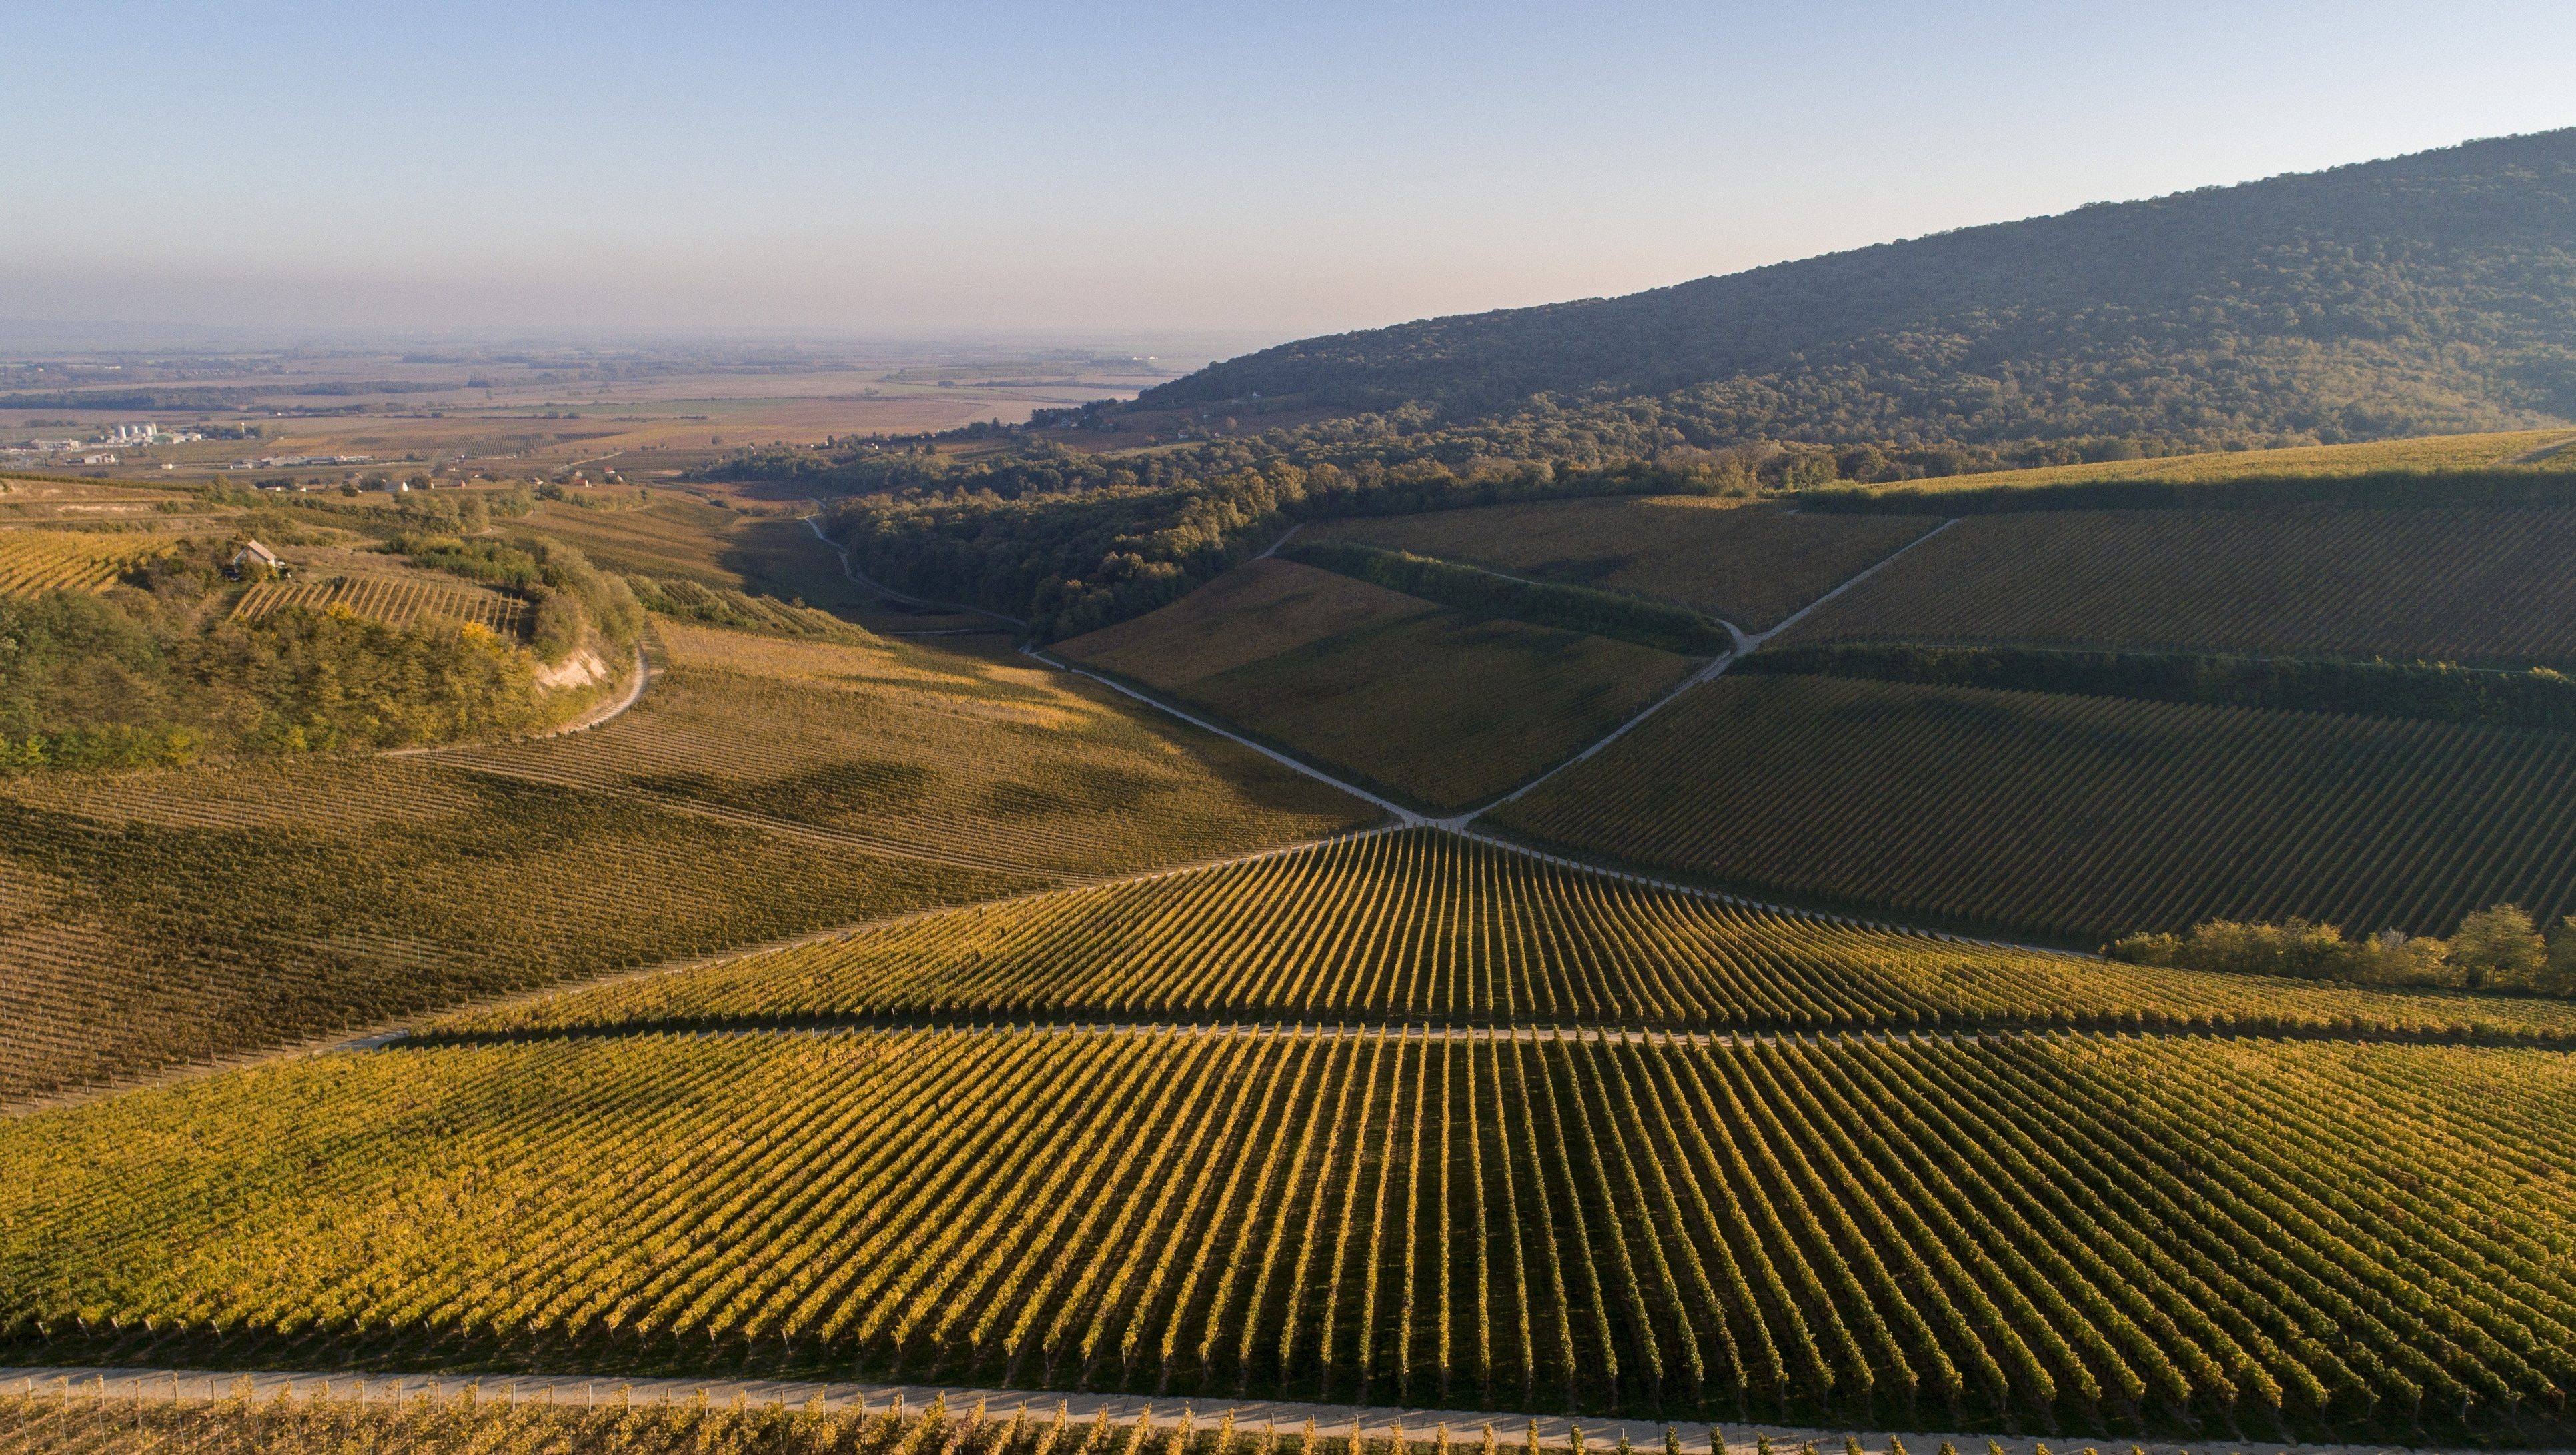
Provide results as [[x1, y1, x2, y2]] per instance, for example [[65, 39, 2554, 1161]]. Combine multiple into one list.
[[1307, 500, 1939, 631]]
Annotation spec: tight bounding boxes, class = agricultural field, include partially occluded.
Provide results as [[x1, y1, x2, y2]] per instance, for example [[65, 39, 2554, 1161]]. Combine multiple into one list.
[[440, 827, 2576, 1044], [231, 575, 531, 634], [1304, 501, 1940, 633], [1854, 427, 2576, 493], [522, 493, 755, 585], [1491, 674, 2576, 946], [0, 626, 1367, 1103], [1776, 507, 2576, 666], [9, 1028, 2576, 1444], [0, 527, 172, 596], [1059, 561, 1696, 813]]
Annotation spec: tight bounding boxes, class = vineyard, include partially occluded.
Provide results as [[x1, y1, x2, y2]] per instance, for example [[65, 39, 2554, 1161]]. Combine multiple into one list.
[[1489, 675, 2576, 945], [229, 575, 532, 634], [628, 577, 876, 640], [437, 828, 2576, 1044], [1776, 507, 2576, 665], [0, 529, 170, 597], [0, 627, 1364, 1102], [1059, 562, 1694, 812], [8, 1029, 2576, 1444], [1305, 502, 1939, 633], [524, 495, 752, 585]]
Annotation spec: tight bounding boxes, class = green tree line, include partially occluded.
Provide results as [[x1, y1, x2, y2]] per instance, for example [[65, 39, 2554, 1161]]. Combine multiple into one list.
[[2112, 904, 2576, 997], [1743, 641, 2576, 732], [1281, 539, 1732, 656]]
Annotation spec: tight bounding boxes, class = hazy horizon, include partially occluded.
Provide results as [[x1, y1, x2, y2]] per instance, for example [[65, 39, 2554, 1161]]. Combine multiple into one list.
[[11, 1, 2575, 341]]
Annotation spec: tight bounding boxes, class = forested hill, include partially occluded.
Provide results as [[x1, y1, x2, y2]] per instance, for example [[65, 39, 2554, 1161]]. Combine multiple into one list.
[[1135, 130, 2576, 448]]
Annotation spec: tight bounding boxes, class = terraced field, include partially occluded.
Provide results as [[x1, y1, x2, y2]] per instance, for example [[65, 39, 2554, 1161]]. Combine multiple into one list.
[[1059, 561, 1696, 813], [440, 828, 2576, 1044], [1778, 507, 2576, 665], [0, 528, 171, 596], [1306, 501, 1939, 632], [1490, 674, 2576, 945], [0, 626, 1367, 1102], [10, 1028, 2576, 1444], [231, 575, 532, 634]]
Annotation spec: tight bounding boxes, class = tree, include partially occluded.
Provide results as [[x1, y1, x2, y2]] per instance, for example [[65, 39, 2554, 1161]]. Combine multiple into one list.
[[2449, 904, 2547, 989]]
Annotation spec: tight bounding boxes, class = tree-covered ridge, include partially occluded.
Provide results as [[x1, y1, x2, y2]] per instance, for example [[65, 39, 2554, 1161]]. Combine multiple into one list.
[[1137, 131, 2576, 450]]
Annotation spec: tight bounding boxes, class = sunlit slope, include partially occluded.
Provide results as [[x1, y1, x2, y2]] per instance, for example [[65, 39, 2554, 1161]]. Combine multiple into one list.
[[10, 1030, 2576, 1442], [0, 626, 1369, 1102], [439, 828, 2576, 1043], [1058, 561, 1695, 813], [1490, 675, 2576, 945]]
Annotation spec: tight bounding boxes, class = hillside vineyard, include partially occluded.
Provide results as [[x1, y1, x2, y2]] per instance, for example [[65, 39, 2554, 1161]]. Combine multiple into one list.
[[9, 1029, 2576, 1444], [1493, 675, 2576, 943], [437, 828, 2576, 1044], [1778, 507, 2576, 664]]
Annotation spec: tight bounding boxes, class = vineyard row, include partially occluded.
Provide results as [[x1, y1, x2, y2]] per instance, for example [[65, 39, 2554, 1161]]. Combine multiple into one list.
[[1492, 675, 2576, 944], [7, 1028, 2575, 1444], [434, 828, 2576, 1044]]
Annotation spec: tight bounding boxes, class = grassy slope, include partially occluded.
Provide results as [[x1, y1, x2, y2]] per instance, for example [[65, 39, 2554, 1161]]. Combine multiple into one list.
[[9, 1030, 2576, 1441], [1849, 425, 2576, 493], [1774, 505, 2576, 665], [1305, 499, 1938, 631], [1491, 673, 2576, 946], [0, 624, 1370, 1102], [1059, 560, 1695, 813]]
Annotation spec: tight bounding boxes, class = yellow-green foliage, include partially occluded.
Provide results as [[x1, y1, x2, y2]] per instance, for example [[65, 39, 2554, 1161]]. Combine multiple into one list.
[[1781, 507, 2576, 664], [0, 1382, 974, 1455], [1491, 673, 2576, 944], [0, 529, 171, 597], [1306, 501, 1939, 631], [1862, 427, 2576, 492], [1061, 561, 1693, 812], [441, 827, 2576, 1043], [9, 1029, 2576, 1440], [0, 628, 1365, 1102], [231, 575, 532, 635]]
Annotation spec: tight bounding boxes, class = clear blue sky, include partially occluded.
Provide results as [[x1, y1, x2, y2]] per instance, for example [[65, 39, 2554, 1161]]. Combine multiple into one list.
[[7, 1, 2573, 341]]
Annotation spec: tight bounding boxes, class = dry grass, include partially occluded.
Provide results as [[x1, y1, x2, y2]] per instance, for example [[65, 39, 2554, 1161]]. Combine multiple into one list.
[[0, 624, 1369, 1102], [1307, 498, 1940, 630]]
